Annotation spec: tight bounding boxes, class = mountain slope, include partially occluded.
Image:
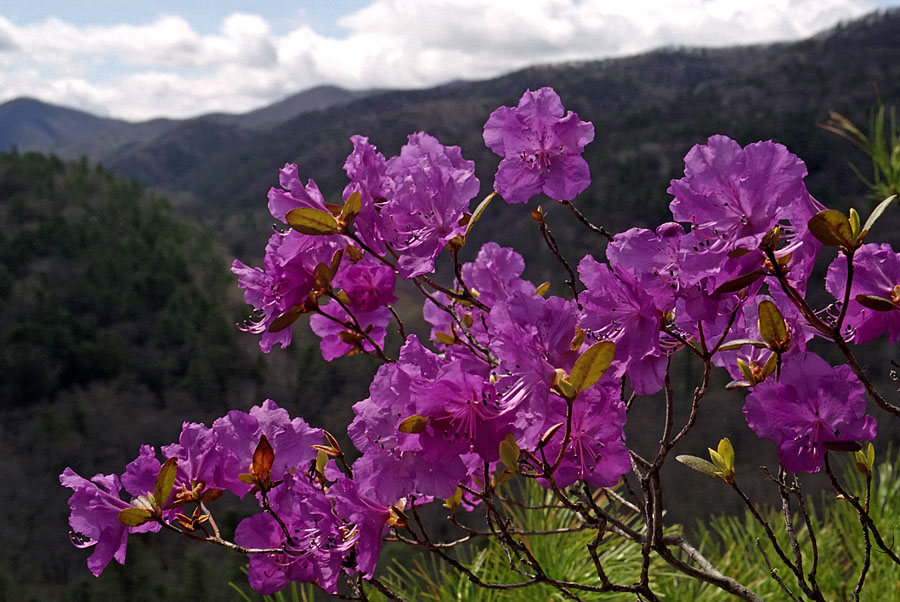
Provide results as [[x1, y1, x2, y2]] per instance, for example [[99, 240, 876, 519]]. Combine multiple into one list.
[[0, 97, 124, 154]]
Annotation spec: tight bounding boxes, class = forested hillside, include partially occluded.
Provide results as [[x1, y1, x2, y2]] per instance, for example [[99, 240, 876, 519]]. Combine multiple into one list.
[[0, 153, 378, 601]]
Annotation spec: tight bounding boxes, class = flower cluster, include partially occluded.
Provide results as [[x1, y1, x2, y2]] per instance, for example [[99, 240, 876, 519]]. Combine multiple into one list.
[[63, 87, 896, 597]]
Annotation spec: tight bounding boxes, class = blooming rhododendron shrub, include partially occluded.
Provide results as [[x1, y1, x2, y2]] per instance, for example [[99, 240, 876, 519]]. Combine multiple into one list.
[[62, 88, 900, 602]]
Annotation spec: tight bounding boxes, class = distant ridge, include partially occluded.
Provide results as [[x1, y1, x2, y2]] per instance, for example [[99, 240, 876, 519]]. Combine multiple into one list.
[[0, 84, 385, 162], [0, 97, 124, 154]]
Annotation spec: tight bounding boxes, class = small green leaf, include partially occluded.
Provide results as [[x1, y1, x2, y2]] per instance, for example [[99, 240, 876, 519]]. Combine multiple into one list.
[[718, 338, 769, 351], [570, 328, 585, 351], [860, 195, 896, 241], [434, 331, 456, 345], [737, 358, 756, 384], [714, 270, 765, 294], [341, 191, 362, 222], [464, 192, 496, 241], [499, 434, 520, 472], [238, 473, 256, 485], [855, 294, 897, 312], [676, 455, 721, 478], [119, 507, 153, 527], [708, 449, 727, 472], [761, 351, 778, 379], [534, 281, 551, 297], [570, 341, 616, 393], [725, 379, 754, 390], [808, 209, 853, 247], [849, 207, 861, 238], [285, 207, 340, 235], [268, 306, 304, 333], [398, 414, 428, 434], [717, 438, 735, 470], [866, 442, 875, 466], [154, 457, 178, 508], [493, 468, 515, 488], [444, 487, 463, 511], [757, 300, 787, 348], [556, 378, 577, 400]]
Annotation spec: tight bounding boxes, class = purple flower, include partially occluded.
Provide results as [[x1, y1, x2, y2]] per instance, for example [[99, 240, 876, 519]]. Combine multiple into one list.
[[342, 135, 390, 251], [826, 243, 900, 344], [541, 385, 630, 489], [213, 399, 323, 496], [483, 87, 593, 204], [329, 477, 391, 578], [483, 87, 594, 204], [488, 292, 581, 446], [60, 468, 160, 576], [412, 360, 513, 461], [578, 255, 668, 395], [309, 301, 391, 361], [379, 132, 479, 278], [333, 262, 397, 313], [232, 229, 342, 352], [669, 136, 809, 253], [235, 474, 352, 595], [743, 352, 876, 473], [267, 163, 329, 222]]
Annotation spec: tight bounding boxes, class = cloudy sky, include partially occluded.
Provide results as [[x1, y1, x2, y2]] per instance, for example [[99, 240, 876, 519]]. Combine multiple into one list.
[[0, 0, 897, 121]]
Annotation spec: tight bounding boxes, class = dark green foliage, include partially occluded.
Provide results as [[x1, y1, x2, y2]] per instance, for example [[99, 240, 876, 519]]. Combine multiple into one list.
[[0, 152, 241, 406]]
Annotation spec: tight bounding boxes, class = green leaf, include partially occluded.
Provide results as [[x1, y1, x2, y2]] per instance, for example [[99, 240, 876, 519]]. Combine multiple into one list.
[[757, 300, 787, 348], [807, 209, 853, 247], [285, 207, 340, 235], [534, 281, 551, 297], [849, 207, 861, 238], [118, 507, 153, 527], [725, 379, 753, 390], [676, 455, 721, 478], [444, 487, 463, 511], [737, 358, 756, 384], [398, 414, 428, 434], [569, 341, 615, 393], [268, 306, 304, 333], [855, 294, 897, 312], [761, 351, 778, 379], [341, 191, 362, 222], [499, 434, 520, 472], [860, 194, 896, 240], [154, 457, 178, 508], [717, 438, 735, 471], [867, 442, 875, 466], [493, 468, 515, 488], [708, 449, 727, 472], [464, 192, 496, 241], [238, 473, 256, 485], [556, 378, 577, 400], [718, 338, 769, 351], [714, 270, 765, 294]]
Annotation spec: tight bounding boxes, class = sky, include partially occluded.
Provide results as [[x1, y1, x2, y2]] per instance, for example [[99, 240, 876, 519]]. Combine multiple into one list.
[[0, 0, 897, 121]]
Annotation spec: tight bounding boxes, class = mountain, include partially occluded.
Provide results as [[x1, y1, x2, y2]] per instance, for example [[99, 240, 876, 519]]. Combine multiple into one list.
[[0, 85, 384, 170], [205, 84, 383, 130], [0, 97, 125, 154]]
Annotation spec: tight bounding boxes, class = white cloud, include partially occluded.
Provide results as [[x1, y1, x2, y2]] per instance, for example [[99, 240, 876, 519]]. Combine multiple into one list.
[[0, 0, 883, 120]]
